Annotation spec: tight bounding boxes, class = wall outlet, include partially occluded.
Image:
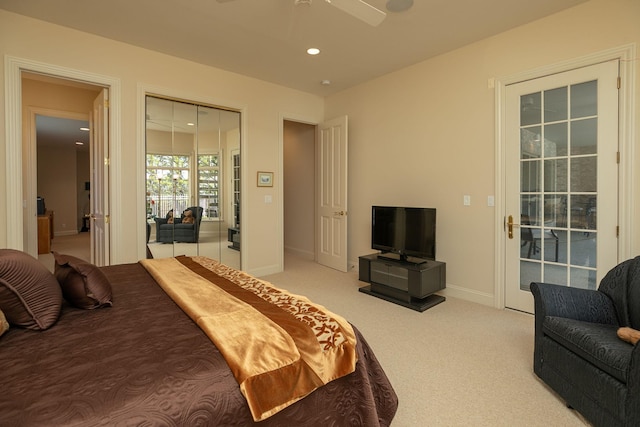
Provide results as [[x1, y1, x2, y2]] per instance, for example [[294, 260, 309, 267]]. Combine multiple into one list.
[[463, 195, 471, 206]]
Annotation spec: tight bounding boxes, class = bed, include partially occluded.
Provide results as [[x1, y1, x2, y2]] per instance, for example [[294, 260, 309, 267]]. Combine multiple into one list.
[[0, 250, 397, 426]]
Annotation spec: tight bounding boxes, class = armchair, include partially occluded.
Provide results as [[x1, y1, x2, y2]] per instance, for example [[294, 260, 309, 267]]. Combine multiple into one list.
[[155, 206, 203, 243], [530, 256, 640, 427]]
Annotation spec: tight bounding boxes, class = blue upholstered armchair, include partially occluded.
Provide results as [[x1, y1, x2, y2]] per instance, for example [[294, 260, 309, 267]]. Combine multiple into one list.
[[155, 206, 203, 243], [531, 256, 640, 427]]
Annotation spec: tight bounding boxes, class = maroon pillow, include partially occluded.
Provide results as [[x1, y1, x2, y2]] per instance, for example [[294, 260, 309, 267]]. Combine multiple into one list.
[[0, 249, 62, 330], [53, 252, 113, 309]]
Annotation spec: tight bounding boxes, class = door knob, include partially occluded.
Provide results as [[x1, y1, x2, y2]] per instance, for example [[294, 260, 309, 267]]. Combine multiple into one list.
[[506, 215, 521, 239], [334, 211, 345, 216]]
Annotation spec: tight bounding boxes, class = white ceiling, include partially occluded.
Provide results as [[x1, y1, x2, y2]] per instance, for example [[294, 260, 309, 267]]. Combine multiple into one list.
[[36, 116, 90, 151], [1, 0, 588, 96]]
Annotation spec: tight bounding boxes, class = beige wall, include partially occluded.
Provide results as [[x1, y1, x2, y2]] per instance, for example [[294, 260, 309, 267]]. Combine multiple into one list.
[[37, 145, 77, 235], [283, 120, 315, 258], [0, 9, 324, 274], [325, 0, 640, 304]]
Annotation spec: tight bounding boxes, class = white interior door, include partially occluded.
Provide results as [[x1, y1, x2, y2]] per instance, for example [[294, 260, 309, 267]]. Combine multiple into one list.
[[91, 88, 110, 266], [504, 61, 619, 313], [316, 116, 348, 272]]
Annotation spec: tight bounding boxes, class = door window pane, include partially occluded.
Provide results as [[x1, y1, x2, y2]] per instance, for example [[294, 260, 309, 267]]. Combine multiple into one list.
[[571, 80, 597, 118], [544, 86, 568, 122], [570, 267, 597, 290], [544, 159, 567, 192], [521, 195, 541, 225], [520, 260, 540, 291], [521, 127, 542, 158], [544, 264, 568, 286], [521, 92, 541, 126], [521, 160, 540, 192], [544, 122, 567, 156], [570, 157, 597, 192], [570, 231, 596, 267], [571, 118, 597, 155]]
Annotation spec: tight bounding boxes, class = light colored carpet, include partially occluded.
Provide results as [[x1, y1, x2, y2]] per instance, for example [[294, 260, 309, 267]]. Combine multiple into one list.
[[263, 253, 590, 427], [38, 232, 92, 272]]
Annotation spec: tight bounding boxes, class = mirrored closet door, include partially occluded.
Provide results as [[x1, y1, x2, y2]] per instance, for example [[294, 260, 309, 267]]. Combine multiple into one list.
[[145, 96, 240, 269]]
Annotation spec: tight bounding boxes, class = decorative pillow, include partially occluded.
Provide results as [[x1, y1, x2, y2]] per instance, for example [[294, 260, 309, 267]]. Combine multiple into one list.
[[0, 309, 9, 337], [53, 252, 113, 309], [0, 249, 62, 330], [617, 327, 640, 345]]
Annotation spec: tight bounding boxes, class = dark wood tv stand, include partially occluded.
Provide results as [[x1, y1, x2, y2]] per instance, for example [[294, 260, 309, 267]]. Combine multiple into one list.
[[358, 253, 446, 312]]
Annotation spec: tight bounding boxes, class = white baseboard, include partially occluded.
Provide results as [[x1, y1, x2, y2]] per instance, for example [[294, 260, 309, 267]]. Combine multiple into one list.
[[250, 264, 282, 277], [440, 284, 495, 307]]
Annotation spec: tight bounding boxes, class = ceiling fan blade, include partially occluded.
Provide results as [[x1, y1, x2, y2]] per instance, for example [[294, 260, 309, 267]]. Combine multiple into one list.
[[326, 0, 386, 26]]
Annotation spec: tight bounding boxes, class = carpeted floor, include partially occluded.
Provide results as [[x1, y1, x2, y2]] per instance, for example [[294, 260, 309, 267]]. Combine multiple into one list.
[[38, 232, 92, 272], [263, 253, 590, 427]]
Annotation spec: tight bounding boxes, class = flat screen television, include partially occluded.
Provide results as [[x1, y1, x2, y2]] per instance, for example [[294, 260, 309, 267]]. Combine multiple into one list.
[[371, 206, 436, 264]]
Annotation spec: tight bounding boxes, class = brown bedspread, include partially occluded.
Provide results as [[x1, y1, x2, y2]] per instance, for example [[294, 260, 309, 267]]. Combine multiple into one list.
[[141, 256, 358, 421], [0, 262, 397, 426]]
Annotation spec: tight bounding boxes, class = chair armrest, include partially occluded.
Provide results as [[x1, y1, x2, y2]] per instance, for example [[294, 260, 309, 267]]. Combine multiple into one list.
[[155, 218, 168, 231], [530, 282, 618, 325]]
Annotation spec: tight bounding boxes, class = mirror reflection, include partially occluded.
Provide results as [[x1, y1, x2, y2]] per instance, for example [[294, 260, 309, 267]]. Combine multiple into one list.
[[145, 96, 240, 269]]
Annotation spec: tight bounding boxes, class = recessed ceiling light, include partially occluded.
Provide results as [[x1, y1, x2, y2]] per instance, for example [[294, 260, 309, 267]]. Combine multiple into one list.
[[80, 127, 90, 131], [75, 141, 84, 145], [187, 122, 195, 126], [386, 0, 413, 12], [321, 80, 331, 85], [307, 48, 320, 55]]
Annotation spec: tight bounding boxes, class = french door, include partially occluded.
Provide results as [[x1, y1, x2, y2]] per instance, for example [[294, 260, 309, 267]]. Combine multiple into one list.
[[504, 61, 619, 313]]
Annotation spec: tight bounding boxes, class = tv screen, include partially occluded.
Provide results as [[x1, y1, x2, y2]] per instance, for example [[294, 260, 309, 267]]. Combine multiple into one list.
[[371, 206, 436, 262]]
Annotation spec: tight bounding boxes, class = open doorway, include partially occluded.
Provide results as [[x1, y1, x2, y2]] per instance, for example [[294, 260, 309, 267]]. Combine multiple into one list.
[[283, 120, 316, 261], [283, 116, 349, 272], [21, 73, 104, 271]]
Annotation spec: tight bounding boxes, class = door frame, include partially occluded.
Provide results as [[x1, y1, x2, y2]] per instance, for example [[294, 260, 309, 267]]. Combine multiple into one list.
[[494, 44, 636, 309], [4, 56, 121, 261]]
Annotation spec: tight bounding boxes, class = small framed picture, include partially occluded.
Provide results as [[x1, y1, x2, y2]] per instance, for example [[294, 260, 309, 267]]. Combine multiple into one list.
[[257, 171, 273, 187]]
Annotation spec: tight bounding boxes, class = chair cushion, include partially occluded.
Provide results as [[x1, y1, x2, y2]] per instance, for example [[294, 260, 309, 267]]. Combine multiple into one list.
[[543, 316, 632, 383], [0, 249, 62, 330]]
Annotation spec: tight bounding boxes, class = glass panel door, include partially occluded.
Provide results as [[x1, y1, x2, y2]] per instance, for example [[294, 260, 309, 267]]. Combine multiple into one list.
[[505, 61, 619, 313]]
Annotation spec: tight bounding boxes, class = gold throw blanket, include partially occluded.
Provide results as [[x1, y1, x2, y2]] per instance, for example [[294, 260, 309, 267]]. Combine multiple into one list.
[[140, 256, 357, 421]]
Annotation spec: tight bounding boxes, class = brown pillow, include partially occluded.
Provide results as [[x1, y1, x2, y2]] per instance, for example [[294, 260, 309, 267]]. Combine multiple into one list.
[[0, 249, 62, 330], [53, 252, 113, 309]]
